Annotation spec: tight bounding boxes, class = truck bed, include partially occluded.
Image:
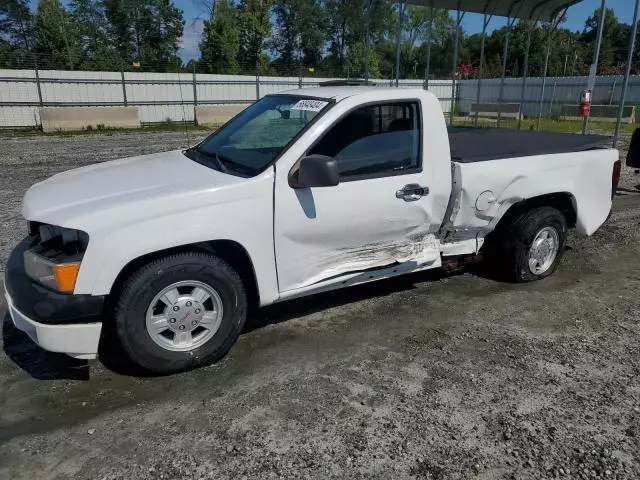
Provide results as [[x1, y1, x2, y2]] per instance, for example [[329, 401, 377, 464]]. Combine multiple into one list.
[[448, 127, 611, 163]]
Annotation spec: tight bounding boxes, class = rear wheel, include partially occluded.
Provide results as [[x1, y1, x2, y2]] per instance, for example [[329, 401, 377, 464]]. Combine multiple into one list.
[[113, 252, 247, 374], [492, 206, 568, 282]]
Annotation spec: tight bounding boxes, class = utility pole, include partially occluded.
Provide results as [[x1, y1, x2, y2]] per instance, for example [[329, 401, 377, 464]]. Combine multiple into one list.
[[613, 0, 640, 147], [57, 7, 74, 70], [571, 51, 578, 76], [364, 0, 372, 82], [394, 0, 406, 87], [449, 1, 465, 126], [582, 0, 607, 135]]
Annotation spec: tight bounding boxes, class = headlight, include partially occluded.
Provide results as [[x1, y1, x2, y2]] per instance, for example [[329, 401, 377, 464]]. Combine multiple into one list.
[[23, 223, 88, 293], [24, 250, 81, 293], [28, 222, 89, 253]]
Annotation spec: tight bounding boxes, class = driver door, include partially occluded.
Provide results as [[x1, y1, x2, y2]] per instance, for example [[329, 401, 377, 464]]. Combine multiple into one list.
[[274, 99, 443, 293]]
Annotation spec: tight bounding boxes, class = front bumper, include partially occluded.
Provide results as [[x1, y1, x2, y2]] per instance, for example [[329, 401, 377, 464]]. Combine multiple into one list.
[[4, 238, 104, 359], [5, 287, 102, 359]]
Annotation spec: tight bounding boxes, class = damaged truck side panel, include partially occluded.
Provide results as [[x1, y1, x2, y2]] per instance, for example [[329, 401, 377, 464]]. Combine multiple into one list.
[[274, 90, 451, 294], [450, 147, 618, 239]]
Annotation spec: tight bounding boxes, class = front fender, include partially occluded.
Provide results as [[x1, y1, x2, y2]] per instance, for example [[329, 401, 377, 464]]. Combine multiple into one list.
[[73, 176, 279, 306]]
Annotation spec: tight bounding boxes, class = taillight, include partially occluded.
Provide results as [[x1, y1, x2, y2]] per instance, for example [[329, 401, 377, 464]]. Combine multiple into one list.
[[612, 160, 621, 197]]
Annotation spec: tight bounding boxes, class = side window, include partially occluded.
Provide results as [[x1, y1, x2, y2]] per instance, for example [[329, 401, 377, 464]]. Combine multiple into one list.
[[309, 102, 421, 180]]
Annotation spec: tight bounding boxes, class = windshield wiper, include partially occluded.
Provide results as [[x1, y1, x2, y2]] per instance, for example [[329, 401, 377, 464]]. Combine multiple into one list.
[[212, 152, 258, 177], [213, 151, 229, 174], [187, 147, 257, 178], [185, 147, 227, 173]]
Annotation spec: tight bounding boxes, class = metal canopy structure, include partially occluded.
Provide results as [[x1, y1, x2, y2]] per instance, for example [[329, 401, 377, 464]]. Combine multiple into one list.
[[369, 0, 638, 146], [375, 0, 588, 128], [404, 0, 582, 22], [369, 0, 608, 134]]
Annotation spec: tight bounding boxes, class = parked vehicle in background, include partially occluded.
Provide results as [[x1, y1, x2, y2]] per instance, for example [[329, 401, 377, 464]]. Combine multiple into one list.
[[4, 86, 620, 374]]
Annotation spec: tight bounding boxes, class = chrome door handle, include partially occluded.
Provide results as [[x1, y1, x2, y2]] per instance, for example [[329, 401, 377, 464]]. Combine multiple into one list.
[[396, 184, 429, 202]]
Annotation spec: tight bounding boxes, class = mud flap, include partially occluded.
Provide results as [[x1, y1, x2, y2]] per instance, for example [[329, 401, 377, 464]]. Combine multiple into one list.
[[626, 128, 640, 168]]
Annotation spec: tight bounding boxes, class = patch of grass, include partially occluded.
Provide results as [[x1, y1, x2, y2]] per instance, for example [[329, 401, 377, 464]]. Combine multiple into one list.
[[453, 116, 636, 137], [2, 116, 635, 141], [0, 122, 214, 138]]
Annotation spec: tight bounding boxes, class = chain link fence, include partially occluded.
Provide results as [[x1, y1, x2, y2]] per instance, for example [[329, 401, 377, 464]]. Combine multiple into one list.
[[1, 52, 638, 142], [0, 53, 456, 127]]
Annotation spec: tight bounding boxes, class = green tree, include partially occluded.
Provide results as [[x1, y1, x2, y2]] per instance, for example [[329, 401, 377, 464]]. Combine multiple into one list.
[[0, 0, 32, 49], [0, 0, 33, 67], [405, 7, 454, 79], [372, 6, 455, 80], [69, 0, 120, 70], [320, 0, 394, 76], [583, 7, 629, 74], [34, 0, 82, 69], [152, 0, 184, 70], [325, 0, 362, 65], [236, 0, 271, 72], [199, 0, 239, 74], [345, 41, 380, 78], [103, 0, 184, 71], [271, 0, 326, 69], [462, 16, 587, 79]]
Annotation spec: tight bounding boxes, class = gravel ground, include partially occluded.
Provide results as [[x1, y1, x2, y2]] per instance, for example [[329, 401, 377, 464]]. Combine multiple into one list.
[[0, 130, 639, 480]]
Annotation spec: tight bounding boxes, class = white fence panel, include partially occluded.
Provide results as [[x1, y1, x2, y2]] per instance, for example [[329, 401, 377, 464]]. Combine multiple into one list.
[[0, 69, 454, 127], [458, 75, 640, 118], [0, 69, 40, 127]]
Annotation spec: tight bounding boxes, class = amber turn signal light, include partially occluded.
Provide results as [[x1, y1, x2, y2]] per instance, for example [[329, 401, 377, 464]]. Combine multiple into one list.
[[53, 263, 81, 293]]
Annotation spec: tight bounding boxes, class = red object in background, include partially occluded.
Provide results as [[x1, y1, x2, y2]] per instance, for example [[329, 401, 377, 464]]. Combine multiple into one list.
[[580, 102, 591, 118], [457, 63, 479, 79], [579, 90, 592, 118]]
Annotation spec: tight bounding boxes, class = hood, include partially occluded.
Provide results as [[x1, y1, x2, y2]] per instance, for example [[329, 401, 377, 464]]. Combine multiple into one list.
[[22, 150, 243, 226]]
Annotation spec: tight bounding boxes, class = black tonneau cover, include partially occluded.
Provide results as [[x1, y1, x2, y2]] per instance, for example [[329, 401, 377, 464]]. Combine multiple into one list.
[[448, 127, 611, 163]]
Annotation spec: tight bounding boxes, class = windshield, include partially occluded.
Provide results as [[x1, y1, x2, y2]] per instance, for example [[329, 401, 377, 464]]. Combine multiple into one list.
[[190, 95, 331, 177]]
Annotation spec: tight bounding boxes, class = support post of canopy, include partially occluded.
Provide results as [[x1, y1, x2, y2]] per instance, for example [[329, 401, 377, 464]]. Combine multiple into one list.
[[394, 0, 406, 87], [536, 10, 566, 131], [536, 33, 551, 131], [613, 0, 640, 148], [449, 1, 465, 126], [474, 7, 492, 127], [424, 0, 434, 90], [496, 15, 517, 128], [364, 0, 372, 82], [582, 0, 607, 135], [518, 22, 533, 130]]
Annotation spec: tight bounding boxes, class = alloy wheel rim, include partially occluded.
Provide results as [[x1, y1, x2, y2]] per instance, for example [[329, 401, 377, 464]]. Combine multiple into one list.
[[145, 280, 223, 352], [528, 226, 560, 275]]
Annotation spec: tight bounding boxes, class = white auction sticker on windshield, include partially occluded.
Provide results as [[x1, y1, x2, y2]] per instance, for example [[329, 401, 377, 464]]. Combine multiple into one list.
[[290, 99, 328, 112]]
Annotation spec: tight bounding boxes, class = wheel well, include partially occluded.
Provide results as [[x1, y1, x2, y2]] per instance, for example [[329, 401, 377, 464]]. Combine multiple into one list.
[[493, 193, 577, 234], [109, 240, 260, 309]]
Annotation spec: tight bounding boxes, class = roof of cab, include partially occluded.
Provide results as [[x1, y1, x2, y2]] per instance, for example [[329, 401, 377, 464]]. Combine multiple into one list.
[[275, 86, 418, 102]]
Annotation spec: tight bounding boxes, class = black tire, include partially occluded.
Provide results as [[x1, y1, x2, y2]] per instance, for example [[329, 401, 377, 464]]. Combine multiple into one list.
[[113, 252, 247, 374], [493, 206, 568, 283]]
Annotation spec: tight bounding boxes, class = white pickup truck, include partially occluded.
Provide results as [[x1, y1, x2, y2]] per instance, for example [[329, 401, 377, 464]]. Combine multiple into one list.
[[5, 87, 621, 373]]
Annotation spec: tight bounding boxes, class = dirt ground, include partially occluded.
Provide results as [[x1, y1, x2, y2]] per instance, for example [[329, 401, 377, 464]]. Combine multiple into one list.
[[0, 130, 639, 480]]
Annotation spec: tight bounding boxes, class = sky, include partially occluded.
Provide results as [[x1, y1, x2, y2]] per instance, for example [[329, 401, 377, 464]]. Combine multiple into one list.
[[29, 0, 636, 61], [462, 0, 634, 36]]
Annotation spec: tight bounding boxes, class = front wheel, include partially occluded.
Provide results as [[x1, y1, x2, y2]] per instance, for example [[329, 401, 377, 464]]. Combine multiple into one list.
[[496, 206, 568, 282], [113, 252, 247, 374]]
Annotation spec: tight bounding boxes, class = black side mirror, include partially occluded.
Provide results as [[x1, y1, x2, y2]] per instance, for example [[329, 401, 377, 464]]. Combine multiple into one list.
[[289, 155, 340, 188]]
